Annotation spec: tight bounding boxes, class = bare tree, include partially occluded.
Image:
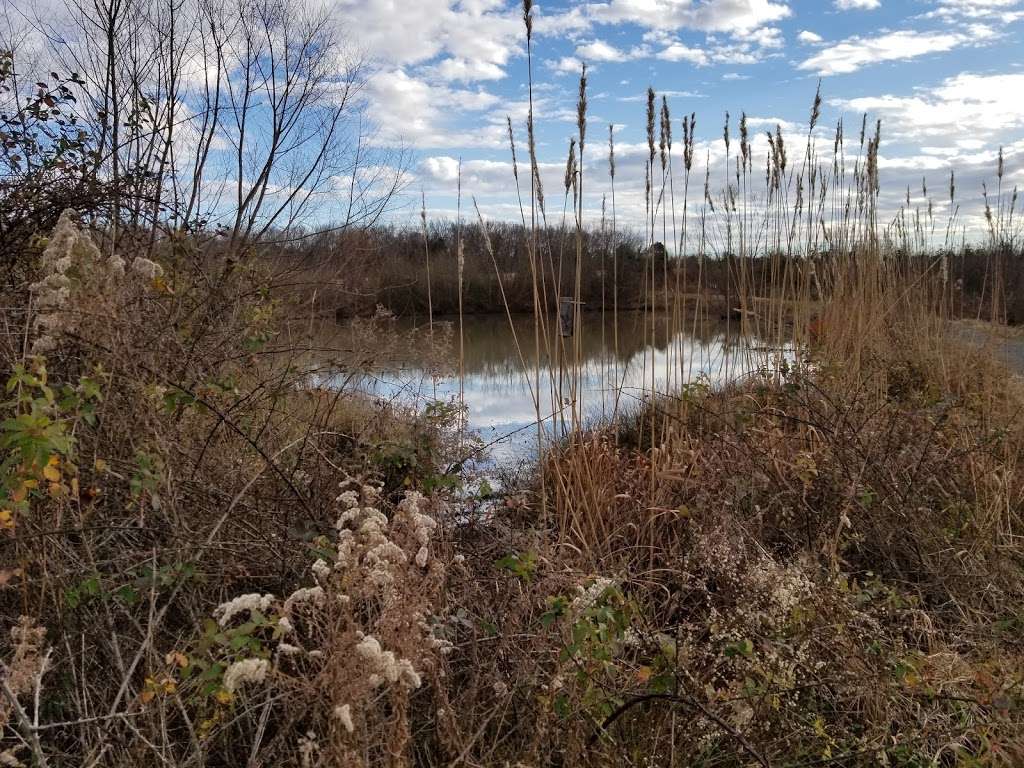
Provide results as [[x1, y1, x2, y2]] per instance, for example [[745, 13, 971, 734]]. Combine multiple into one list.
[[7, 0, 405, 256]]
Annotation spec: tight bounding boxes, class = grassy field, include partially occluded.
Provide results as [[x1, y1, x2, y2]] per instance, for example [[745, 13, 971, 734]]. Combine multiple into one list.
[[2, 1, 1024, 765]]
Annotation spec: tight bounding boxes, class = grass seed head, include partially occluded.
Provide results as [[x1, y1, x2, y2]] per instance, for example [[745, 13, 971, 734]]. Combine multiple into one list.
[[646, 87, 656, 164]]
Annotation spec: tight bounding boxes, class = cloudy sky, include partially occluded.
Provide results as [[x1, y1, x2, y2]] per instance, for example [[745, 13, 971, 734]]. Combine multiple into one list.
[[3, 0, 1021, 238], [338, 0, 1024, 239]]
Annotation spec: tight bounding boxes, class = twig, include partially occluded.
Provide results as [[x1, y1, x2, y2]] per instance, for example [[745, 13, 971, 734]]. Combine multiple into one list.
[[0, 659, 51, 768]]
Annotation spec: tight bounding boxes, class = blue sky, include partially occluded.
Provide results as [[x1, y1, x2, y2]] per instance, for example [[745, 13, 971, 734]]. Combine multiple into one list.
[[337, 0, 1024, 236], [4, 0, 1022, 238]]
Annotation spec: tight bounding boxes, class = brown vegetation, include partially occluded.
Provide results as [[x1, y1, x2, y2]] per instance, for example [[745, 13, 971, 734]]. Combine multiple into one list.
[[2, 0, 1024, 765]]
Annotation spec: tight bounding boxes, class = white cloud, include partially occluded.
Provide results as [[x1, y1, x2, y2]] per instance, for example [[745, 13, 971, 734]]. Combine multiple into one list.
[[799, 26, 998, 75], [533, 0, 791, 36], [744, 116, 803, 134], [532, 6, 592, 37], [708, 44, 760, 65], [798, 30, 823, 44], [927, 0, 1024, 23], [591, 0, 792, 32], [827, 75, 1022, 232], [657, 41, 710, 65], [546, 56, 587, 75], [431, 58, 506, 82], [617, 89, 705, 102], [576, 39, 639, 62], [834, 72, 1024, 143], [328, 0, 521, 83], [643, 26, 783, 67], [550, 30, 781, 71], [737, 25, 785, 49], [365, 69, 505, 148], [834, 0, 880, 10], [420, 156, 507, 187]]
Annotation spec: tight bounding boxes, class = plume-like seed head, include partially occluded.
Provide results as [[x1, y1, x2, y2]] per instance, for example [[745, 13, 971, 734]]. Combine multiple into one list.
[[564, 137, 577, 194], [608, 124, 616, 180], [506, 116, 519, 180], [775, 124, 787, 174], [809, 81, 822, 133], [645, 164, 651, 212], [659, 99, 668, 171], [533, 160, 545, 211], [661, 96, 672, 150], [522, 0, 533, 39], [577, 64, 588, 151], [646, 87, 656, 163], [526, 111, 545, 210], [833, 117, 843, 174], [740, 112, 749, 170], [684, 113, 696, 172], [703, 151, 711, 202]]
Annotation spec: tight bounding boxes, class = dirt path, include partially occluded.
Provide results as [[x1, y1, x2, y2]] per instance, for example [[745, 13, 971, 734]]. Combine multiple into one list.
[[954, 320, 1024, 373]]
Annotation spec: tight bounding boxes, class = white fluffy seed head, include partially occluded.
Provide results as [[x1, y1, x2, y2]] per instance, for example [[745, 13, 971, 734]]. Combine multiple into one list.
[[334, 704, 355, 733], [222, 658, 269, 692]]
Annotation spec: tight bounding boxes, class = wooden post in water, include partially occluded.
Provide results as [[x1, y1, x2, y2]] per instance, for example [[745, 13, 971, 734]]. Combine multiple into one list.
[[559, 297, 583, 337]]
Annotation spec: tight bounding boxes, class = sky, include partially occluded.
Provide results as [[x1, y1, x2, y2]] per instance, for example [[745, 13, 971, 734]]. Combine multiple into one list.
[[3, 0, 1022, 240], [338, 0, 1024, 240]]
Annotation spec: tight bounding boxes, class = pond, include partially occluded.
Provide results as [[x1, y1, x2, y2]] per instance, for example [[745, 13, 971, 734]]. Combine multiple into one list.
[[341, 310, 780, 467]]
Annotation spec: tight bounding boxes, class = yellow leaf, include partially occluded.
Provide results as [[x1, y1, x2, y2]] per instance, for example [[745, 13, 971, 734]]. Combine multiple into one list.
[[165, 651, 189, 668], [161, 678, 177, 694], [47, 455, 60, 467], [813, 716, 826, 737], [48, 482, 63, 497], [214, 689, 233, 705], [636, 666, 653, 684], [199, 716, 218, 735], [152, 276, 173, 294], [94, 458, 108, 473], [0, 509, 14, 531], [43, 464, 61, 482]]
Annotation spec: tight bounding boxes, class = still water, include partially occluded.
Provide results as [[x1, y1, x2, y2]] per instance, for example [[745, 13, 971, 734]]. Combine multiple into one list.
[[346, 311, 776, 466]]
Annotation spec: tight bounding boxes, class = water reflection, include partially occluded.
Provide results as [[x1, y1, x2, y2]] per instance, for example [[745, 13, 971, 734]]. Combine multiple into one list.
[[344, 311, 775, 465]]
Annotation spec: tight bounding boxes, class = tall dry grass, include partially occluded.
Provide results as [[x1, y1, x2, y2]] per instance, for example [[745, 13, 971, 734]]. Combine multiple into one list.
[[436, 3, 1024, 764]]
